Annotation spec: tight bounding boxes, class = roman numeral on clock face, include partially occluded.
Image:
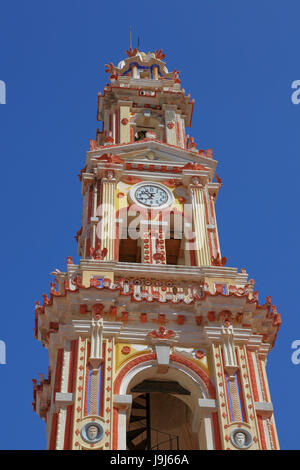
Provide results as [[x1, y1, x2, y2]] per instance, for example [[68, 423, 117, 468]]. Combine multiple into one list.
[[135, 185, 169, 207]]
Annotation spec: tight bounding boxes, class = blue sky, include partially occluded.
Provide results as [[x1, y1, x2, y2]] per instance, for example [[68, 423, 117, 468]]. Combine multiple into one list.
[[0, 0, 299, 450]]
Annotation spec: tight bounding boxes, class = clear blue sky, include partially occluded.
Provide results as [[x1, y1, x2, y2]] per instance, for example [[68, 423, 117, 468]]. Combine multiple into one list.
[[0, 0, 299, 450]]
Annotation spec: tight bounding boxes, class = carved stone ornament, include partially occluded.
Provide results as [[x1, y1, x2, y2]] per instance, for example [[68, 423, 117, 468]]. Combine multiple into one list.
[[148, 326, 176, 340], [230, 428, 253, 449], [191, 177, 201, 186], [81, 422, 104, 444]]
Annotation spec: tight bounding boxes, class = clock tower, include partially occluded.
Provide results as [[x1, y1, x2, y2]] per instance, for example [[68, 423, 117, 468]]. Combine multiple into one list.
[[33, 48, 281, 450]]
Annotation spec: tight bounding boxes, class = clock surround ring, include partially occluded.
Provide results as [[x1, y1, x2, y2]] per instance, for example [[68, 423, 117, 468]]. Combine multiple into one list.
[[129, 181, 175, 210]]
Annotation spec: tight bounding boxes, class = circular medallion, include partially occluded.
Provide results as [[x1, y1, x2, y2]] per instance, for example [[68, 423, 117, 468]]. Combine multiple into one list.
[[230, 428, 253, 449], [81, 422, 104, 444]]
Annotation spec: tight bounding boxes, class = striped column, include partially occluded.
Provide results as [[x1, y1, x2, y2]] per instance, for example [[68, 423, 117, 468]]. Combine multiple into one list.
[[91, 183, 99, 250], [100, 177, 116, 260], [190, 184, 211, 266], [55, 342, 71, 449]]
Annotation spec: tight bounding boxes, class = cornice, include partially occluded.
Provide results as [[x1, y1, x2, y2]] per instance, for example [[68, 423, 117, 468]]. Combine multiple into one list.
[[203, 325, 271, 353], [78, 259, 246, 282], [86, 140, 217, 173]]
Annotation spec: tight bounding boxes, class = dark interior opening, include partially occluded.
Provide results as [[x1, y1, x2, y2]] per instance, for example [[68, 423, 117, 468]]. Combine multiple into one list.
[[119, 237, 141, 263]]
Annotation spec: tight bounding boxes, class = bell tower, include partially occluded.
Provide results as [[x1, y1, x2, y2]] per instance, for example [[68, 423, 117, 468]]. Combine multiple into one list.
[[33, 48, 281, 450]]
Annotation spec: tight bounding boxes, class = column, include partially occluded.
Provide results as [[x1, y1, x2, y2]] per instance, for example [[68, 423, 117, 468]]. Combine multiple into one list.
[[190, 181, 211, 266], [113, 395, 132, 450], [192, 398, 218, 450], [100, 172, 117, 260]]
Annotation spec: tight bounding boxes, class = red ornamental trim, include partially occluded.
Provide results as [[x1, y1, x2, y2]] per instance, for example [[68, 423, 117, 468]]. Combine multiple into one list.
[[92, 303, 104, 319], [257, 415, 267, 449], [121, 346, 131, 355], [68, 339, 78, 393], [112, 352, 218, 449], [258, 358, 268, 401], [269, 422, 277, 450], [125, 47, 138, 57], [37, 279, 278, 345], [114, 353, 156, 393], [212, 412, 222, 450], [148, 326, 175, 339], [113, 352, 215, 398], [246, 350, 259, 402], [154, 49, 166, 60], [79, 304, 87, 315], [207, 311, 215, 322], [99, 342, 106, 416], [63, 405, 74, 450], [84, 341, 91, 416], [49, 412, 59, 450], [170, 354, 216, 398], [195, 350, 205, 360], [53, 349, 64, 400]]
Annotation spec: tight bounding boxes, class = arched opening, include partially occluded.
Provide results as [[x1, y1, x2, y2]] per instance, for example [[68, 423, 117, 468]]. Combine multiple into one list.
[[133, 115, 163, 142], [127, 390, 199, 450], [114, 354, 217, 450]]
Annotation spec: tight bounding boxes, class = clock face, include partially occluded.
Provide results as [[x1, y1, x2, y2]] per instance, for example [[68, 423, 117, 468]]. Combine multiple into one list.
[[134, 184, 170, 208]]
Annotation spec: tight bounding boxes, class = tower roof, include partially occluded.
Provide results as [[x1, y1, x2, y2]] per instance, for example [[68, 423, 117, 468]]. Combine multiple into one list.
[[105, 48, 179, 82]]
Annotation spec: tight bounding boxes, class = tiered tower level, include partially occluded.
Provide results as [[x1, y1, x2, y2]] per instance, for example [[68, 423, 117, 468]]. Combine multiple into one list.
[[33, 49, 281, 450]]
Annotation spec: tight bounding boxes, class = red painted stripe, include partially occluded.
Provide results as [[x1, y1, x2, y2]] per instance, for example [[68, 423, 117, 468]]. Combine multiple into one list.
[[258, 358, 268, 402], [236, 349, 247, 422], [84, 341, 91, 416], [53, 349, 63, 401], [221, 350, 233, 422], [85, 237, 91, 259], [112, 407, 119, 450], [237, 370, 247, 422], [49, 412, 58, 450], [246, 349, 259, 402], [212, 412, 222, 450], [63, 405, 74, 450], [270, 422, 277, 450], [68, 340, 78, 393], [109, 113, 112, 135], [257, 415, 267, 449], [100, 342, 106, 417]]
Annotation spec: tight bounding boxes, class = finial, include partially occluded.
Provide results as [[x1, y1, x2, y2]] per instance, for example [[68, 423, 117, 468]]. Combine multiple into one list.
[[126, 25, 138, 57]]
